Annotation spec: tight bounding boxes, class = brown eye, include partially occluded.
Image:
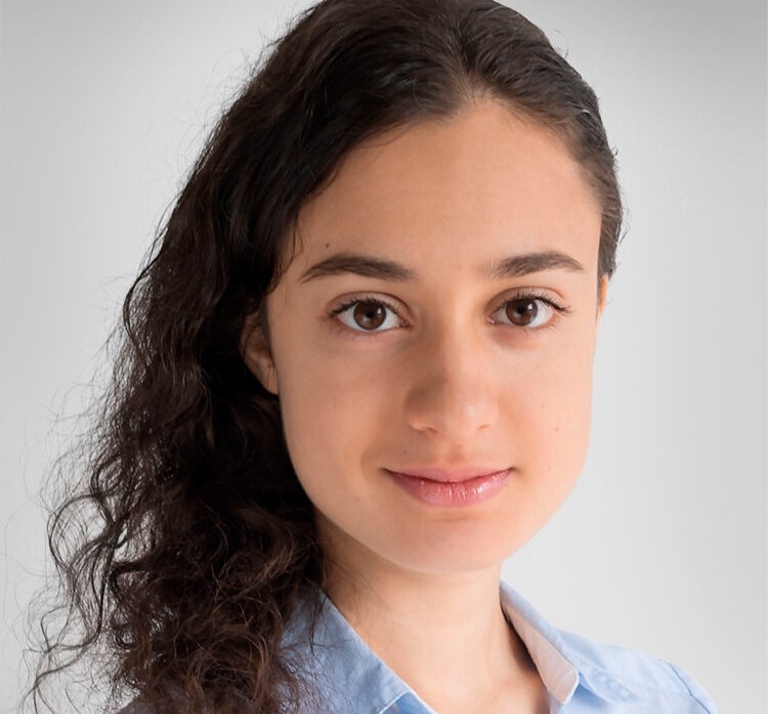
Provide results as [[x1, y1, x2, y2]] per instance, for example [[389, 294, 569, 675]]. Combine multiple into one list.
[[493, 296, 559, 329], [505, 298, 539, 326], [335, 299, 403, 332], [353, 301, 387, 330]]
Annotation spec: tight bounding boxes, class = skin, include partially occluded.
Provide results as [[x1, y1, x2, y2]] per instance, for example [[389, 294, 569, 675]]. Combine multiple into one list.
[[243, 98, 606, 714]]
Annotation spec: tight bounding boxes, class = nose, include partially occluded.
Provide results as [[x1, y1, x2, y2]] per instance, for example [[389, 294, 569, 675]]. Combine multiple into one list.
[[403, 324, 500, 439]]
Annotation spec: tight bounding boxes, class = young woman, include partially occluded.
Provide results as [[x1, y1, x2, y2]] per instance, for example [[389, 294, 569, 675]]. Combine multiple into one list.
[[33, 0, 715, 712]]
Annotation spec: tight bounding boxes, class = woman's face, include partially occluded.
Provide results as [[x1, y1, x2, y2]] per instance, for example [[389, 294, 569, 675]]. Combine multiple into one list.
[[244, 99, 605, 577]]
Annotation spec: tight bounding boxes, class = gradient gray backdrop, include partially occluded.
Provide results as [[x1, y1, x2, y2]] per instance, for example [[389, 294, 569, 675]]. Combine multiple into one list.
[[1, 1, 766, 712]]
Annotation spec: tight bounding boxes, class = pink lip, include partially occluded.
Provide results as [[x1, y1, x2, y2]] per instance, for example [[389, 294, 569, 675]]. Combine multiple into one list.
[[385, 468, 512, 507]]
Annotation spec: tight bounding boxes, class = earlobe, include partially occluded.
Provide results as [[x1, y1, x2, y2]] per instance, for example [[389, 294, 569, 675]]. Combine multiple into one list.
[[241, 313, 279, 395]]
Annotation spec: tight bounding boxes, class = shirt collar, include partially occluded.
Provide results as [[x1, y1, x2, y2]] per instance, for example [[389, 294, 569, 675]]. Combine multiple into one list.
[[500, 583, 642, 706], [499, 582, 580, 705], [283, 583, 635, 713], [283, 590, 428, 714]]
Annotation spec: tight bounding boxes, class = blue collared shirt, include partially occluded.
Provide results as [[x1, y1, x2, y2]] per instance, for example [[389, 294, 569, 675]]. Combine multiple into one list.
[[282, 582, 716, 713]]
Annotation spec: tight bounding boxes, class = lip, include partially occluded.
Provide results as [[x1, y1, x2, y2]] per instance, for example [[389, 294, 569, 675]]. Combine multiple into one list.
[[384, 467, 512, 507]]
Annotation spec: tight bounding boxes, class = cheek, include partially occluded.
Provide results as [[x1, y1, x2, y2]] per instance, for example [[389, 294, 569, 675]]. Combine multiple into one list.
[[273, 346, 386, 492], [484, 348, 594, 551], [522, 344, 595, 482]]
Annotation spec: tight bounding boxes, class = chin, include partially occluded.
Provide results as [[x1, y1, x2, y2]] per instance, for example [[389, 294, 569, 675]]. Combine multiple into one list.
[[374, 517, 544, 576]]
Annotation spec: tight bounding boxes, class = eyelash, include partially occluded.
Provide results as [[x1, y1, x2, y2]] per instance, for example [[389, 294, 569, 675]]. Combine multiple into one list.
[[328, 289, 571, 338], [490, 290, 571, 329], [328, 290, 571, 335], [329, 295, 406, 332]]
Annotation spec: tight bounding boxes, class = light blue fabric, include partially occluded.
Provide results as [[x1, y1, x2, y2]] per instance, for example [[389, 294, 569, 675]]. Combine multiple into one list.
[[282, 582, 716, 713]]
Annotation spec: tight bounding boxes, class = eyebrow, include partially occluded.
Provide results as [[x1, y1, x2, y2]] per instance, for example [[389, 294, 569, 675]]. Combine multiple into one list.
[[486, 250, 585, 279], [298, 249, 584, 283], [299, 253, 416, 283]]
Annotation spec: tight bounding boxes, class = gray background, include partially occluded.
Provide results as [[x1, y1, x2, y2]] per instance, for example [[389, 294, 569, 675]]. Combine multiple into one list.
[[1, 1, 765, 711]]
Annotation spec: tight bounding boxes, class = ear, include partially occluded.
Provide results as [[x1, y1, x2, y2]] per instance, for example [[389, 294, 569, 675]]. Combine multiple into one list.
[[597, 275, 609, 322], [241, 312, 279, 395], [592, 276, 609, 357]]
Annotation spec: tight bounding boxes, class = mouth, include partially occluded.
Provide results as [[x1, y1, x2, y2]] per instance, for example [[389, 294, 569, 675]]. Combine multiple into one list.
[[384, 467, 512, 507]]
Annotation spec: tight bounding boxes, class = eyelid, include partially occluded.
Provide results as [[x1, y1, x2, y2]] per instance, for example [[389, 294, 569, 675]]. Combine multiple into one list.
[[326, 288, 571, 335], [489, 289, 571, 329], [328, 293, 409, 333], [493, 287, 569, 312]]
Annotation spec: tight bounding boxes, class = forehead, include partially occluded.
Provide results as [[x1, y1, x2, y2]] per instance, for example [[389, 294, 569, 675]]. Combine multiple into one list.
[[287, 99, 601, 279]]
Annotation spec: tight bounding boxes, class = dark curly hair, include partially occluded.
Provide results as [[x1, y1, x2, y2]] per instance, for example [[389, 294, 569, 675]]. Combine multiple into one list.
[[30, 1, 622, 712]]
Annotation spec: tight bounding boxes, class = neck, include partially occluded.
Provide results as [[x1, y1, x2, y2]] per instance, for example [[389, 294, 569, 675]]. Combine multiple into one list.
[[320, 525, 545, 714]]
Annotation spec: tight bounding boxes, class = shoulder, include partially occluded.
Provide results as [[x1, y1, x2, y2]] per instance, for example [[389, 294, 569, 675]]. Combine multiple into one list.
[[559, 629, 717, 713]]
